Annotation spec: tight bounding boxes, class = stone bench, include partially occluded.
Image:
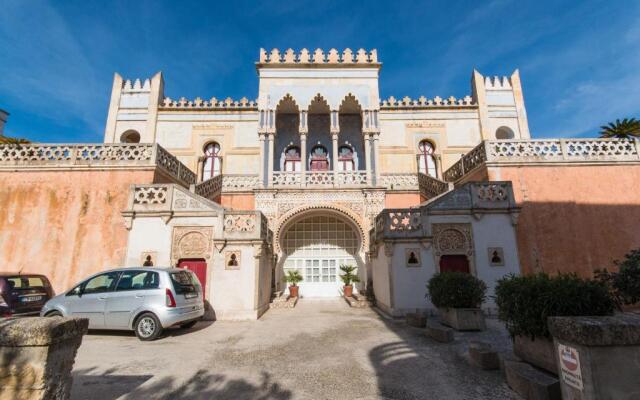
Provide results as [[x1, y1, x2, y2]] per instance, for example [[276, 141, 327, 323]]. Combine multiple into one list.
[[425, 321, 454, 343], [0, 317, 88, 400], [468, 341, 499, 370], [503, 360, 561, 400]]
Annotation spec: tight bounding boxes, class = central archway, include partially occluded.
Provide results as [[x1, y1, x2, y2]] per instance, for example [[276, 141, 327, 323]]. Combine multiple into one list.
[[278, 209, 364, 297]]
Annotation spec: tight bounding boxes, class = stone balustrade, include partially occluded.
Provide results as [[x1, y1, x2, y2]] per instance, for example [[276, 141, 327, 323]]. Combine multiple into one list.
[[127, 183, 221, 215], [194, 175, 223, 200], [418, 173, 452, 199], [0, 143, 196, 187], [443, 138, 640, 182], [374, 209, 424, 239], [272, 170, 368, 188]]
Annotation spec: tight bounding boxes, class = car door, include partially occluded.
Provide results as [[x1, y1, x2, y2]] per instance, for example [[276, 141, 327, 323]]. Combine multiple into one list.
[[105, 270, 160, 329], [67, 271, 120, 328]]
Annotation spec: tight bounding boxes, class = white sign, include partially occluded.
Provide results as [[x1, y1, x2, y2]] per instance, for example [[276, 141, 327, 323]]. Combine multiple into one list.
[[558, 344, 583, 391]]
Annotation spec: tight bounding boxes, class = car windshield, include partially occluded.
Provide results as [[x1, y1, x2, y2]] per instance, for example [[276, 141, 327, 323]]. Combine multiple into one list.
[[5, 276, 48, 290], [170, 271, 199, 295]]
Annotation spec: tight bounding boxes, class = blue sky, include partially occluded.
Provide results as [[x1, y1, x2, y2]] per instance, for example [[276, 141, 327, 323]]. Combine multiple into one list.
[[1, 0, 639, 142]]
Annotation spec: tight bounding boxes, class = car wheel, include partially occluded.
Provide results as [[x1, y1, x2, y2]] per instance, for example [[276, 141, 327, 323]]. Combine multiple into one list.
[[134, 313, 163, 341], [180, 320, 198, 329], [46, 310, 63, 317]]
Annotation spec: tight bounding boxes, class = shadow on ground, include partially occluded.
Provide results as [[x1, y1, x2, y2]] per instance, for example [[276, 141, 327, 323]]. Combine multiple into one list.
[[72, 368, 292, 400]]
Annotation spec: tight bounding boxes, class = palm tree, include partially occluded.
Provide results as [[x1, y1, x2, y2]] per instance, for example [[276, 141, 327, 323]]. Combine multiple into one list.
[[0, 134, 30, 145], [599, 118, 640, 139]]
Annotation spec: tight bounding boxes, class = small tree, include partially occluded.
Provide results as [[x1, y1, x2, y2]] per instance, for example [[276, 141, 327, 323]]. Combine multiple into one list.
[[0, 134, 30, 145], [595, 248, 640, 307], [339, 265, 360, 286], [284, 270, 303, 287], [599, 118, 640, 139]]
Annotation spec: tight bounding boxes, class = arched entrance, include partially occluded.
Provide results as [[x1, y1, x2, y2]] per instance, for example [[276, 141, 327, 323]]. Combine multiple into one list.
[[279, 211, 363, 297]]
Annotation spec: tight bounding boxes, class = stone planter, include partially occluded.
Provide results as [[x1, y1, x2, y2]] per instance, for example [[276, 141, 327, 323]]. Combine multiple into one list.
[[0, 317, 89, 400], [438, 308, 486, 331], [548, 313, 640, 399], [513, 335, 557, 375]]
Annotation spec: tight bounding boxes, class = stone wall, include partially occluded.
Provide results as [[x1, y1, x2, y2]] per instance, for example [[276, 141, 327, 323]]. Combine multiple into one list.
[[465, 164, 640, 276], [0, 169, 161, 293], [0, 317, 88, 400]]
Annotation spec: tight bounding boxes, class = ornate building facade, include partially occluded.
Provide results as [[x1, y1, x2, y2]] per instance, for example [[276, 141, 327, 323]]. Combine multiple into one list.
[[103, 48, 528, 303], [3, 48, 637, 319]]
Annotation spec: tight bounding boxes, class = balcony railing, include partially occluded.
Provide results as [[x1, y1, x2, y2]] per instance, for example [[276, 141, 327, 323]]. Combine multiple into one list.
[[0, 143, 196, 187], [272, 170, 368, 188], [443, 138, 640, 182]]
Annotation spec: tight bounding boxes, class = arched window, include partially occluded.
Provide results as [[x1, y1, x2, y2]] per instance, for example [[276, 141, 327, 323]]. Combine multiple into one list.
[[309, 145, 329, 171], [418, 140, 437, 177], [338, 145, 355, 171], [120, 130, 140, 143], [202, 142, 221, 180], [496, 126, 515, 139], [284, 145, 301, 172]]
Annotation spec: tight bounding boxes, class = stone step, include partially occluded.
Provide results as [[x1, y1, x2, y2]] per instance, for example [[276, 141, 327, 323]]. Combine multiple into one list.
[[344, 293, 372, 308], [425, 321, 454, 343], [406, 312, 427, 328], [503, 360, 561, 400], [468, 341, 499, 370], [270, 295, 298, 309]]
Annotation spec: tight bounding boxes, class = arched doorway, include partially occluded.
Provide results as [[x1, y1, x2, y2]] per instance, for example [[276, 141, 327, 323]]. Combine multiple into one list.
[[280, 212, 362, 297]]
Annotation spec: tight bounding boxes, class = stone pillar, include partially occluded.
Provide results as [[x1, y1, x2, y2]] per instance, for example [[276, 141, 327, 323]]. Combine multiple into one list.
[[0, 317, 89, 400], [267, 133, 275, 187], [364, 133, 372, 185], [258, 133, 266, 187], [434, 154, 444, 179], [372, 132, 381, 185], [331, 110, 340, 174], [299, 110, 308, 183]]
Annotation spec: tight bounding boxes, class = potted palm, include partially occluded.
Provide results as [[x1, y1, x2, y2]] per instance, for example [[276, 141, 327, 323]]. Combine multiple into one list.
[[339, 265, 360, 297], [284, 270, 303, 298]]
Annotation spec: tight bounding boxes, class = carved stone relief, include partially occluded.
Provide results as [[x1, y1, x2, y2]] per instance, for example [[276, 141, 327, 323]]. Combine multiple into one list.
[[431, 223, 475, 273], [171, 226, 213, 264]]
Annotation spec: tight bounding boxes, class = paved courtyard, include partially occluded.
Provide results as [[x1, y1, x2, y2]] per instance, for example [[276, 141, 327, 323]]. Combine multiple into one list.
[[71, 299, 520, 400]]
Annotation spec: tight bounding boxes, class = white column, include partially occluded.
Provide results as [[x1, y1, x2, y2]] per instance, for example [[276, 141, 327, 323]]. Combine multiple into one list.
[[267, 133, 275, 187], [258, 133, 266, 187], [332, 132, 339, 173], [364, 134, 372, 185], [300, 133, 307, 183], [372, 132, 381, 185]]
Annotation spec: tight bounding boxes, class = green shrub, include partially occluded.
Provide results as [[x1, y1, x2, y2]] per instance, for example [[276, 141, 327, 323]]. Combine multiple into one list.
[[595, 248, 640, 306], [427, 272, 487, 308], [495, 273, 615, 339]]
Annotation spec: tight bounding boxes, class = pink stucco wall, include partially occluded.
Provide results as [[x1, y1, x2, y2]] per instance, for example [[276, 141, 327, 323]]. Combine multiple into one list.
[[0, 168, 159, 293], [468, 164, 640, 277]]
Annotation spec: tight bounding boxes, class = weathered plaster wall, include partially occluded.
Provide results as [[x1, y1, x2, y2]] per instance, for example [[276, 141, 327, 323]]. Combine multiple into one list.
[[475, 164, 640, 276], [0, 169, 158, 293], [220, 194, 255, 210], [384, 193, 421, 208]]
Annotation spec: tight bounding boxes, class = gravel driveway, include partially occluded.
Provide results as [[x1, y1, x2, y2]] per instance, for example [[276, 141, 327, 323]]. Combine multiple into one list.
[[71, 299, 520, 400]]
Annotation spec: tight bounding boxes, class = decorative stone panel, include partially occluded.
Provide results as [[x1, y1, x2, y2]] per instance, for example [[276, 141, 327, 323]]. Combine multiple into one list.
[[171, 226, 213, 265]]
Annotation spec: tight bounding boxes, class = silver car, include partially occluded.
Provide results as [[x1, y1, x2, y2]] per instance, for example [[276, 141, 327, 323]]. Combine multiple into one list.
[[40, 267, 204, 340]]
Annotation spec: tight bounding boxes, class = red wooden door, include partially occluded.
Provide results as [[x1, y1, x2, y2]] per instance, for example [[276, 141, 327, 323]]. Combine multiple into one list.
[[310, 158, 329, 171], [439, 255, 470, 273], [178, 259, 207, 299]]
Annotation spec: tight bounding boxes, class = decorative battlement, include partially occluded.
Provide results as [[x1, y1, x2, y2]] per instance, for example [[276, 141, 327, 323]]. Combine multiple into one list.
[[160, 96, 258, 110], [484, 76, 512, 90], [380, 95, 475, 109], [122, 78, 151, 93], [258, 48, 379, 66]]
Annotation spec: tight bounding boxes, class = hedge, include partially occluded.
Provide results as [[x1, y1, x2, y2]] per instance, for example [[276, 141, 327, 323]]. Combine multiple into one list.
[[495, 273, 615, 339], [427, 272, 487, 309]]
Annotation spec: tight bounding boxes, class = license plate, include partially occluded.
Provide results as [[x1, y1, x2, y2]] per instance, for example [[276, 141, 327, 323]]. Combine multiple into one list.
[[21, 296, 43, 303], [184, 293, 197, 299]]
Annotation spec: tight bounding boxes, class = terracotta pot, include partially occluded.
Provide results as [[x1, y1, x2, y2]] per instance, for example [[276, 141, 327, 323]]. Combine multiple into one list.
[[289, 285, 299, 298], [344, 285, 353, 298]]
